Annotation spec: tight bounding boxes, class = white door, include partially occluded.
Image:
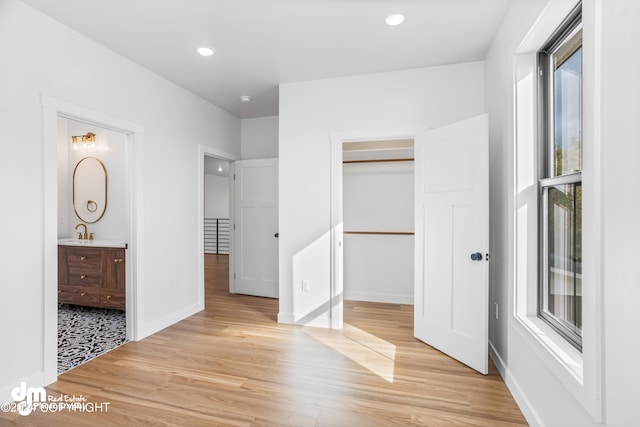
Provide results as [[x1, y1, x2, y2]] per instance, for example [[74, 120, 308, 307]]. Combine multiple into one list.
[[233, 159, 279, 298], [414, 114, 489, 374]]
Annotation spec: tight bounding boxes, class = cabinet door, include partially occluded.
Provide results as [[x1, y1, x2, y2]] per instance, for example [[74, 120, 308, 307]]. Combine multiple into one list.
[[103, 248, 126, 290]]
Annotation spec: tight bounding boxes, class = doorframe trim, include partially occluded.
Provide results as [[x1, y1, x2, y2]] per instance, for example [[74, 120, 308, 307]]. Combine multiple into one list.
[[41, 94, 145, 385], [197, 145, 239, 307], [329, 127, 415, 330]]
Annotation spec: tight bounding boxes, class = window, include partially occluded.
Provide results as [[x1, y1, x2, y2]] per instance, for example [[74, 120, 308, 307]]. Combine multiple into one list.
[[538, 10, 583, 350]]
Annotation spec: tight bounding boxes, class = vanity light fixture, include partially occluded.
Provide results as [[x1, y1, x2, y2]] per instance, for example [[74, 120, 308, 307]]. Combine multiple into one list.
[[71, 132, 97, 151], [385, 13, 405, 26]]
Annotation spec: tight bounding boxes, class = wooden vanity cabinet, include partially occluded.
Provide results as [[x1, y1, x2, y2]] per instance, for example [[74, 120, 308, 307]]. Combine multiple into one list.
[[58, 246, 125, 310]]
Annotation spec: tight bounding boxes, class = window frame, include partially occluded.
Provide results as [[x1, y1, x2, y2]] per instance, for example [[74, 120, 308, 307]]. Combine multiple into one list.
[[537, 9, 583, 351], [512, 0, 603, 420]]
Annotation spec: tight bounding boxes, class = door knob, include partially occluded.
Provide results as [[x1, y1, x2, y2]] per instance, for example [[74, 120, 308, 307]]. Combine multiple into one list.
[[274, 233, 279, 238], [470, 252, 483, 261]]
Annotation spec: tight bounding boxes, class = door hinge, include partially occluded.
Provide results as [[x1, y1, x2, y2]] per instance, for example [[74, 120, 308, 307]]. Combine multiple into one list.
[[233, 273, 236, 279], [233, 174, 236, 181], [233, 223, 236, 230]]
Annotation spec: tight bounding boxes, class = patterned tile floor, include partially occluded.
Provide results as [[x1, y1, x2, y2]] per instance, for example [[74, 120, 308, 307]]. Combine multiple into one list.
[[58, 304, 127, 374]]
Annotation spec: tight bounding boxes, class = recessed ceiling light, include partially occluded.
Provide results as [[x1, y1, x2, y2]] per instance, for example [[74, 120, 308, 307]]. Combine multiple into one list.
[[385, 13, 405, 26], [240, 95, 251, 103], [197, 47, 214, 56]]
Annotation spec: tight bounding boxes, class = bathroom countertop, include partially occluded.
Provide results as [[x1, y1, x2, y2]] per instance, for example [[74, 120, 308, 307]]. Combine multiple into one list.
[[58, 238, 128, 249]]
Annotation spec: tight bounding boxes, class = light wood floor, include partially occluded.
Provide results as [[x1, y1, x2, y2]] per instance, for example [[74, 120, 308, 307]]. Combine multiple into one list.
[[2, 255, 526, 426]]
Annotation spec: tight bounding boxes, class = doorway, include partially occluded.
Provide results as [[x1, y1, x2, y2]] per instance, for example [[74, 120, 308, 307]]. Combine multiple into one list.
[[198, 152, 280, 302], [197, 145, 239, 308], [341, 139, 415, 305], [56, 118, 129, 373], [42, 95, 145, 385], [330, 116, 490, 375], [203, 154, 232, 303], [329, 128, 416, 329]]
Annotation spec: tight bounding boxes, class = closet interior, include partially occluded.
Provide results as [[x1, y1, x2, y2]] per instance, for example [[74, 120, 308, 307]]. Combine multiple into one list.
[[342, 139, 415, 304]]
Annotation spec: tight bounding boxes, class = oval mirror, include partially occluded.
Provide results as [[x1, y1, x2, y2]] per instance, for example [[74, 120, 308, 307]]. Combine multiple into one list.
[[73, 157, 107, 223]]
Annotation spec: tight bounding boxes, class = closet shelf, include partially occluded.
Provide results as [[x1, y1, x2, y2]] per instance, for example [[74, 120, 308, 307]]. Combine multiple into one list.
[[344, 231, 414, 236], [343, 158, 414, 164]]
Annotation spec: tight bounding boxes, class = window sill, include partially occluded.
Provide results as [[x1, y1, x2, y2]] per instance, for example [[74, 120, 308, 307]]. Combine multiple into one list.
[[513, 311, 602, 421], [514, 313, 583, 385]]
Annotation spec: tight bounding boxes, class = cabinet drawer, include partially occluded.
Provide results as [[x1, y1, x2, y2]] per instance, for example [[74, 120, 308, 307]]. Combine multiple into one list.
[[68, 272, 102, 286], [101, 290, 125, 310], [67, 248, 102, 271], [58, 285, 101, 306]]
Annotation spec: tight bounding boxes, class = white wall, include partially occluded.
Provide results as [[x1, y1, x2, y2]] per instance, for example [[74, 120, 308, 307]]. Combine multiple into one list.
[[599, 0, 640, 425], [484, 0, 548, 386], [58, 118, 127, 241], [343, 161, 413, 303], [485, 0, 640, 425], [204, 174, 230, 219], [241, 116, 278, 159], [0, 0, 239, 400], [278, 62, 484, 326]]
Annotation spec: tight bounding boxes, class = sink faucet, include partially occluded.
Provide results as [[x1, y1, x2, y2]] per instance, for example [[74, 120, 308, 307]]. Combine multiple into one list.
[[75, 223, 88, 240]]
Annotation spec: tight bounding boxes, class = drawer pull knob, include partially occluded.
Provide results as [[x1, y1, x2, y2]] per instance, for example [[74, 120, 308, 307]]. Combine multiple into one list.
[[58, 290, 62, 294], [80, 275, 88, 279], [106, 295, 112, 299], [80, 292, 87, 296], [114, 258, 124, 263], [80, 256, 87, 261]]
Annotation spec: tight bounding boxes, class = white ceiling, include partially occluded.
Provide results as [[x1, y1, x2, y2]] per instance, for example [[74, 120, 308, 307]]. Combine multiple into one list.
[[21, 0, 511, 119]]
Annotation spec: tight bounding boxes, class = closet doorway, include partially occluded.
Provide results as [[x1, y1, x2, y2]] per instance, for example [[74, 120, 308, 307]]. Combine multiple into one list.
[[342, 139, 415, 305], [330, 115, 490, 374]]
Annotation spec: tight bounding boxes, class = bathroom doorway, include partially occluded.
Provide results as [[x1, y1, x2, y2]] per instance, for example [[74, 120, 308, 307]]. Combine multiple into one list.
[[42, 95, 145, 384], [56, 118, 128, 374]]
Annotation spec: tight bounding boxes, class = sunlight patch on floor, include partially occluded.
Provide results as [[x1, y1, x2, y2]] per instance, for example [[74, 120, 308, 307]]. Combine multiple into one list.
[[304, 323, 396, 383]]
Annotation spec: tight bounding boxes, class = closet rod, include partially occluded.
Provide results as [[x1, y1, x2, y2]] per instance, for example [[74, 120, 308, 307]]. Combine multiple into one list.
[[343, 158, 414, 164], [344, 231, 414, 236]]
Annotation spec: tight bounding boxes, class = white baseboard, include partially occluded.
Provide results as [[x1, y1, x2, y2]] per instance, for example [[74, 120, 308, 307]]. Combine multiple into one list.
[[489, 341, 543, 427], [277, 313, 332, 328], [343, 291, 413, 305]]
